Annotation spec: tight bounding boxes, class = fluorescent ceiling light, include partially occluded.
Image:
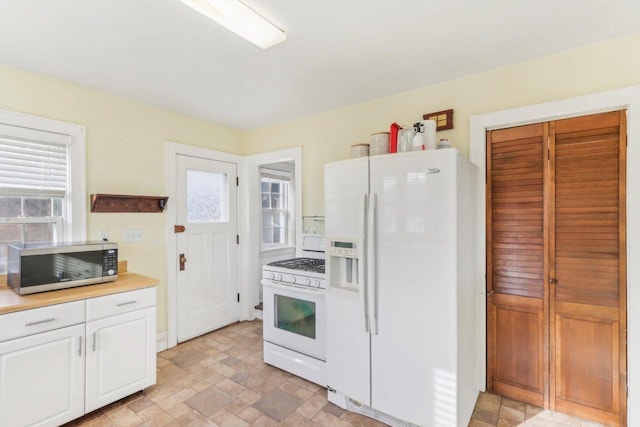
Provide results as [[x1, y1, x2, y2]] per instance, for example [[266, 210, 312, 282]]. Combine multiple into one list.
[[179, 0, 286, 49]]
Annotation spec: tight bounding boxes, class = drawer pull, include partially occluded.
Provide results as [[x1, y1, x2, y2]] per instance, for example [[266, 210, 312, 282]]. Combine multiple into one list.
[[116, 300, 138, 307], [25, 318, 55, 327]]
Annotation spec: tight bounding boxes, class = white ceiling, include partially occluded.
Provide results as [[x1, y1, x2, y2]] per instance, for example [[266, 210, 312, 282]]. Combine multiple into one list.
[[1, 0, 639, 130]]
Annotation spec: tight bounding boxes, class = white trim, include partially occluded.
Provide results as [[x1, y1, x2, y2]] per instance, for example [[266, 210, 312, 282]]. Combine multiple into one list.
[[0, 107, 86, 242], [241, 147, 303, 319], [156, 331, 168, 353], [470, 84, 640, 424], [260, 170, 294, 251], [165, 141, 243, 349]]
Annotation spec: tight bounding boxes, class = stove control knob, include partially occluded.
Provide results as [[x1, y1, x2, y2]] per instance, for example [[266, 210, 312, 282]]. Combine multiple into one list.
[[291, 276, 297, 284], [270, 273, 275, 280], [277, 274, 283, 281], [315, 280, 321, 288], [306, 278, 312, 286]]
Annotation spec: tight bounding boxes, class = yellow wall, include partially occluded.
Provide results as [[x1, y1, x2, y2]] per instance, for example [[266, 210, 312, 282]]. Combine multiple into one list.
[[243, 32, 640, 216], [2, 32, 640, 334], [0, 64, 243, 331]]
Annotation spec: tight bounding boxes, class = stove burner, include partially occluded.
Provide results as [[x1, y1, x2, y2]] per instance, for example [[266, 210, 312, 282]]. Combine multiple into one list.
[[267, 257, 325, 274]]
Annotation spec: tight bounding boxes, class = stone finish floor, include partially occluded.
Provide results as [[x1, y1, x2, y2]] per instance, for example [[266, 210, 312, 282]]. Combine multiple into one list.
[[64, 320, 606, 427], [470, 392, 606, 427]]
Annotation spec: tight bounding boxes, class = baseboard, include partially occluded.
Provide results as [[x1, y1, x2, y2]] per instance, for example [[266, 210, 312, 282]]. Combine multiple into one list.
[[156, 331, 168, 352]]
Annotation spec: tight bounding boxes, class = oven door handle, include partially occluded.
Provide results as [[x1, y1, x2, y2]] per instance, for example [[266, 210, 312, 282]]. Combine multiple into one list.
[[261, 279, 325, 297]]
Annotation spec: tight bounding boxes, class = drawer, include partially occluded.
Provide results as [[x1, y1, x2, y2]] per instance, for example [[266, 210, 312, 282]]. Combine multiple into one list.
[[0, 300, 85, 343], [86, 287, 156, 321]]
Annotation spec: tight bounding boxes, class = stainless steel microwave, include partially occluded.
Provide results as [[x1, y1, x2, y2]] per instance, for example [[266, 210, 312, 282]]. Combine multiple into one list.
[[7, 242, 118, 295]]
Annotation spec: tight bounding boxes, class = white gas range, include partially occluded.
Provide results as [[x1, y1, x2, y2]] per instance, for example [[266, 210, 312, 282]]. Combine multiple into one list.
[[261, 235, 326, 386], [262, 257, 325, 289]]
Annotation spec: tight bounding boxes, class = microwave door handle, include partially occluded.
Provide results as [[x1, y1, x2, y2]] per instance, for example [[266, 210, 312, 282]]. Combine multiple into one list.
[[368, 192, 378, 335], [359, 193, 369, 333]]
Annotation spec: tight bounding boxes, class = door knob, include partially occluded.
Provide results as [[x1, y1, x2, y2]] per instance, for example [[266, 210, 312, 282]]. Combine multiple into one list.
[[179, 254, 187, 271], [549, 278, 557, 284]]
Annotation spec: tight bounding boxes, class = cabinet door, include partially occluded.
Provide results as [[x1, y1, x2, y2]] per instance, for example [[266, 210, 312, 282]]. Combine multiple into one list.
[[0, 324, 85, 427], [85, 307, 156, 413]]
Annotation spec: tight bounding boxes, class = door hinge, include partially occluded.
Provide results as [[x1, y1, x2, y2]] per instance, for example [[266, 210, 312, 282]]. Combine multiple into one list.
[[547, 136, 551, 160], [236, 176, 239, 186], [237, 293, 240, 303], [236, 235, 240, 245]]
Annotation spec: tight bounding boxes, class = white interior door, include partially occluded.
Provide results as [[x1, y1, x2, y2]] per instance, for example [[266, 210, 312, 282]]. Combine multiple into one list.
[[176, 154, 239, 342]]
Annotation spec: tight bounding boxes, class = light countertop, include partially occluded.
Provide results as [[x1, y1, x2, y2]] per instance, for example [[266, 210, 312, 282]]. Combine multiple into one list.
[[0, 272, 158, 315]]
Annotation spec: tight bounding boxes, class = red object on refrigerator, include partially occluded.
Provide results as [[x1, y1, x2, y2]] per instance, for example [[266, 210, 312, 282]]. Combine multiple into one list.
[[389, 123, 400, 153]]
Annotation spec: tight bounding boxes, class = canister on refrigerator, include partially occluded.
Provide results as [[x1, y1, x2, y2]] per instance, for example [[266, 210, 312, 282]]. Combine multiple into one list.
[[389, 123, 401, 153]]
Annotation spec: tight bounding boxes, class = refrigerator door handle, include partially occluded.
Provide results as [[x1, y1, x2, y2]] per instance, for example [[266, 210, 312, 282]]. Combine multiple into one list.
[[368, 192, 379, 335], [359, 193, 369, 332]]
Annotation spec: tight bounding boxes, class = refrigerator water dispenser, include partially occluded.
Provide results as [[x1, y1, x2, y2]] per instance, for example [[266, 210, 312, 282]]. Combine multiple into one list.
[[328, 239, 361, 292]]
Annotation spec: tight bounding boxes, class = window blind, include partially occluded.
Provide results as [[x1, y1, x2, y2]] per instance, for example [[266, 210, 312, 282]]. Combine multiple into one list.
[[260, 167, 292, 182], [0, 124, 70, 197]]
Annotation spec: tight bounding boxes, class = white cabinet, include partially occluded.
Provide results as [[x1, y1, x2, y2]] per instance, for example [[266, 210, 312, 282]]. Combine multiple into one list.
[[0, 325, 85, 427], [85, 287, 157, 413], [0, 301, 85, 427], [0, 287, 156, 427], [85, 304, 156, 412]]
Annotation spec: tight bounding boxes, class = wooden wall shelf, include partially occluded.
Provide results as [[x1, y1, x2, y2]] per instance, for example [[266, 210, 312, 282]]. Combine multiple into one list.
[[90, 194, 168, 213]]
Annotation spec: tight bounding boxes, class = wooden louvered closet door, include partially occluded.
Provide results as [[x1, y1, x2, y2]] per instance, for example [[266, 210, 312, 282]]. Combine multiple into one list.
[[550, 111, 626, 425], [486, 123, 549, 407], [487, 110, 627, 425]]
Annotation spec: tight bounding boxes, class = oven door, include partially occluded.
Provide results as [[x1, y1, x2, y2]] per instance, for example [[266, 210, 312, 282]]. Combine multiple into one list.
[[262, 279, 326, 361]]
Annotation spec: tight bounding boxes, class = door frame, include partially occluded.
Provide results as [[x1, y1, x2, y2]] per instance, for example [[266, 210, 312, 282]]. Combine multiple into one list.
[[165, 141, 243, 349], [470, 84, 640, 423], [240, 147, 303, 317]]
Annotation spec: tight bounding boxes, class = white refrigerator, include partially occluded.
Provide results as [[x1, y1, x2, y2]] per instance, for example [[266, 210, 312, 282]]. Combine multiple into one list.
[[325, 149, 478, 427]]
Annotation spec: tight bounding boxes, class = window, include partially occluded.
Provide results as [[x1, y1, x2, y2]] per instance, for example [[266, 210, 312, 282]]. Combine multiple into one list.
[[186, 169, 228, 223], [0, 110, 86, 273], [260, 168, 293, 248]]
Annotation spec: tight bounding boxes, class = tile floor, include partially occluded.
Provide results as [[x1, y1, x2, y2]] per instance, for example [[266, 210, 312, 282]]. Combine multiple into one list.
[[64, 320, 606, 427], [470, 392, 606, 427]]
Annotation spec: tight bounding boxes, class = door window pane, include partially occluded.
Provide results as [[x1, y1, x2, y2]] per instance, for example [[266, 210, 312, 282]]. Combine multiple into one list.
[[186, 170, 228, 223], [274, 295, 316, 339]]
